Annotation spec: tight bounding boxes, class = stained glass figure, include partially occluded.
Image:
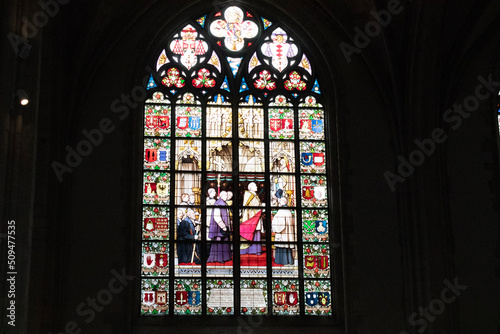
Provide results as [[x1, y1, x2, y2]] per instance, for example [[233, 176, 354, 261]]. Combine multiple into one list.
[[143, 172, 170, 205], [143, 206, 169, 240], [210, 6, 258, 51], [239, 141, 265, 172], [302, 209, 329, 242], [207, 95, 232, 137], [207, 280, 234, 314], [270, 141, 295, 173], [261, 28, 298, 72], [144, 138, 170, 170], [175, 173, 201, 206], [272, 279, 299, 315], [175, 140, 201, 171], [301, 175, 327, 207], [142, 242, 169, 276], [300, 142, 326, 173], [156, 49, 169, 71], [169, 25, 208, 70], [298, 54, 312, 74], [271, 208, 298, 277], [141, 279, 168, 315], [303, 244, 330, 278], [206, 242, 233, 275], [175, 207, 202, 238], [176, 93, 202, 138], [240, 178, 266, 255], [305, 280, 332, 315], [174, 279, 202, 314], [207, 140, 232, 172], [240, 279, 267, 314], [144, 104, 171, 137], [238, 98, 264, 139], [270, 174, 296, 207], [269, 95, 294, 139]]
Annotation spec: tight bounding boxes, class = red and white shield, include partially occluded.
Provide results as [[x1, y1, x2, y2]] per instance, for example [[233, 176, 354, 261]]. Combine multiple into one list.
[[300, 119, 311, 130], [145, 149, 157, 162], [286, 292, 298, 306], [146, 115, 158, 129], [313, 153, 325, 166], [282, 119, 293, 129], [305, 255, 317, 269], [143, 291, 155, 304], [144, 182, 157, 194], [156, 218, 168, 232], [274, 291, 286, 306], [144, 218, 156, 231], [158, 116, 170, 129], [156, 254, 168, 268], [177, 116, 189, 129], [176, 291, 188, 306], [143, 253, 155, 269], [156, 291, 167, 305], [270, 119, 282, 132]]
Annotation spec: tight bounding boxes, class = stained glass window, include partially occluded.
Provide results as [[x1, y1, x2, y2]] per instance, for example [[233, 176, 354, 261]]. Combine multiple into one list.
[[141, 5, 332, 317]]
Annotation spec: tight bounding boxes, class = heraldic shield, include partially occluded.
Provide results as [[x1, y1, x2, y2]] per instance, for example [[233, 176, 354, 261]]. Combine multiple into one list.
[[286, 292, 298, 306], [143, 291, 155, 304], [305, 255, 317, 269], [318, 292, 330, 306], [175, 291, 188, 306], [274, 291, 286, 306], [301, 153, 313, 166], [311, 120, 323, 133], [306, 292, 318, 306], [143, 254, 155, 269], [188, 291, 201, 306], [145, 149, 157, 162], [146, 115, 158, 129], [315, 220, 327, 234], [156, 291, 167, 305]]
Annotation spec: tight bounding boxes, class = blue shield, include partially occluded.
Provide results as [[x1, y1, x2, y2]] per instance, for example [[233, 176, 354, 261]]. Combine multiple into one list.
[[311, 120, 323, 133], [158, 150, 168, 162], [301, 153, 313, 166], [188, 291, 201, 306], [315, 221, 327, 234], [306, 292, 318, 306], [318, 292, 330, 306], [188, 117, 201, 130]]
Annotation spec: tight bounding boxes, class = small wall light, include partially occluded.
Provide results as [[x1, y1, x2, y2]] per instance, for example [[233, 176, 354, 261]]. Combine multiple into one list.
[[16, 89, 29, 106]]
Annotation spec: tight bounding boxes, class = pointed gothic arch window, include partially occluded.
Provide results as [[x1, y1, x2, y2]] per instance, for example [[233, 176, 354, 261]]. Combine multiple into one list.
[[140, 5, 333, 317]]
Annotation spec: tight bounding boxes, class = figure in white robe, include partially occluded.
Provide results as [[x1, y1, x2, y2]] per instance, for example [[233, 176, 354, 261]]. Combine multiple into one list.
[[272, 197, 295, 265]]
